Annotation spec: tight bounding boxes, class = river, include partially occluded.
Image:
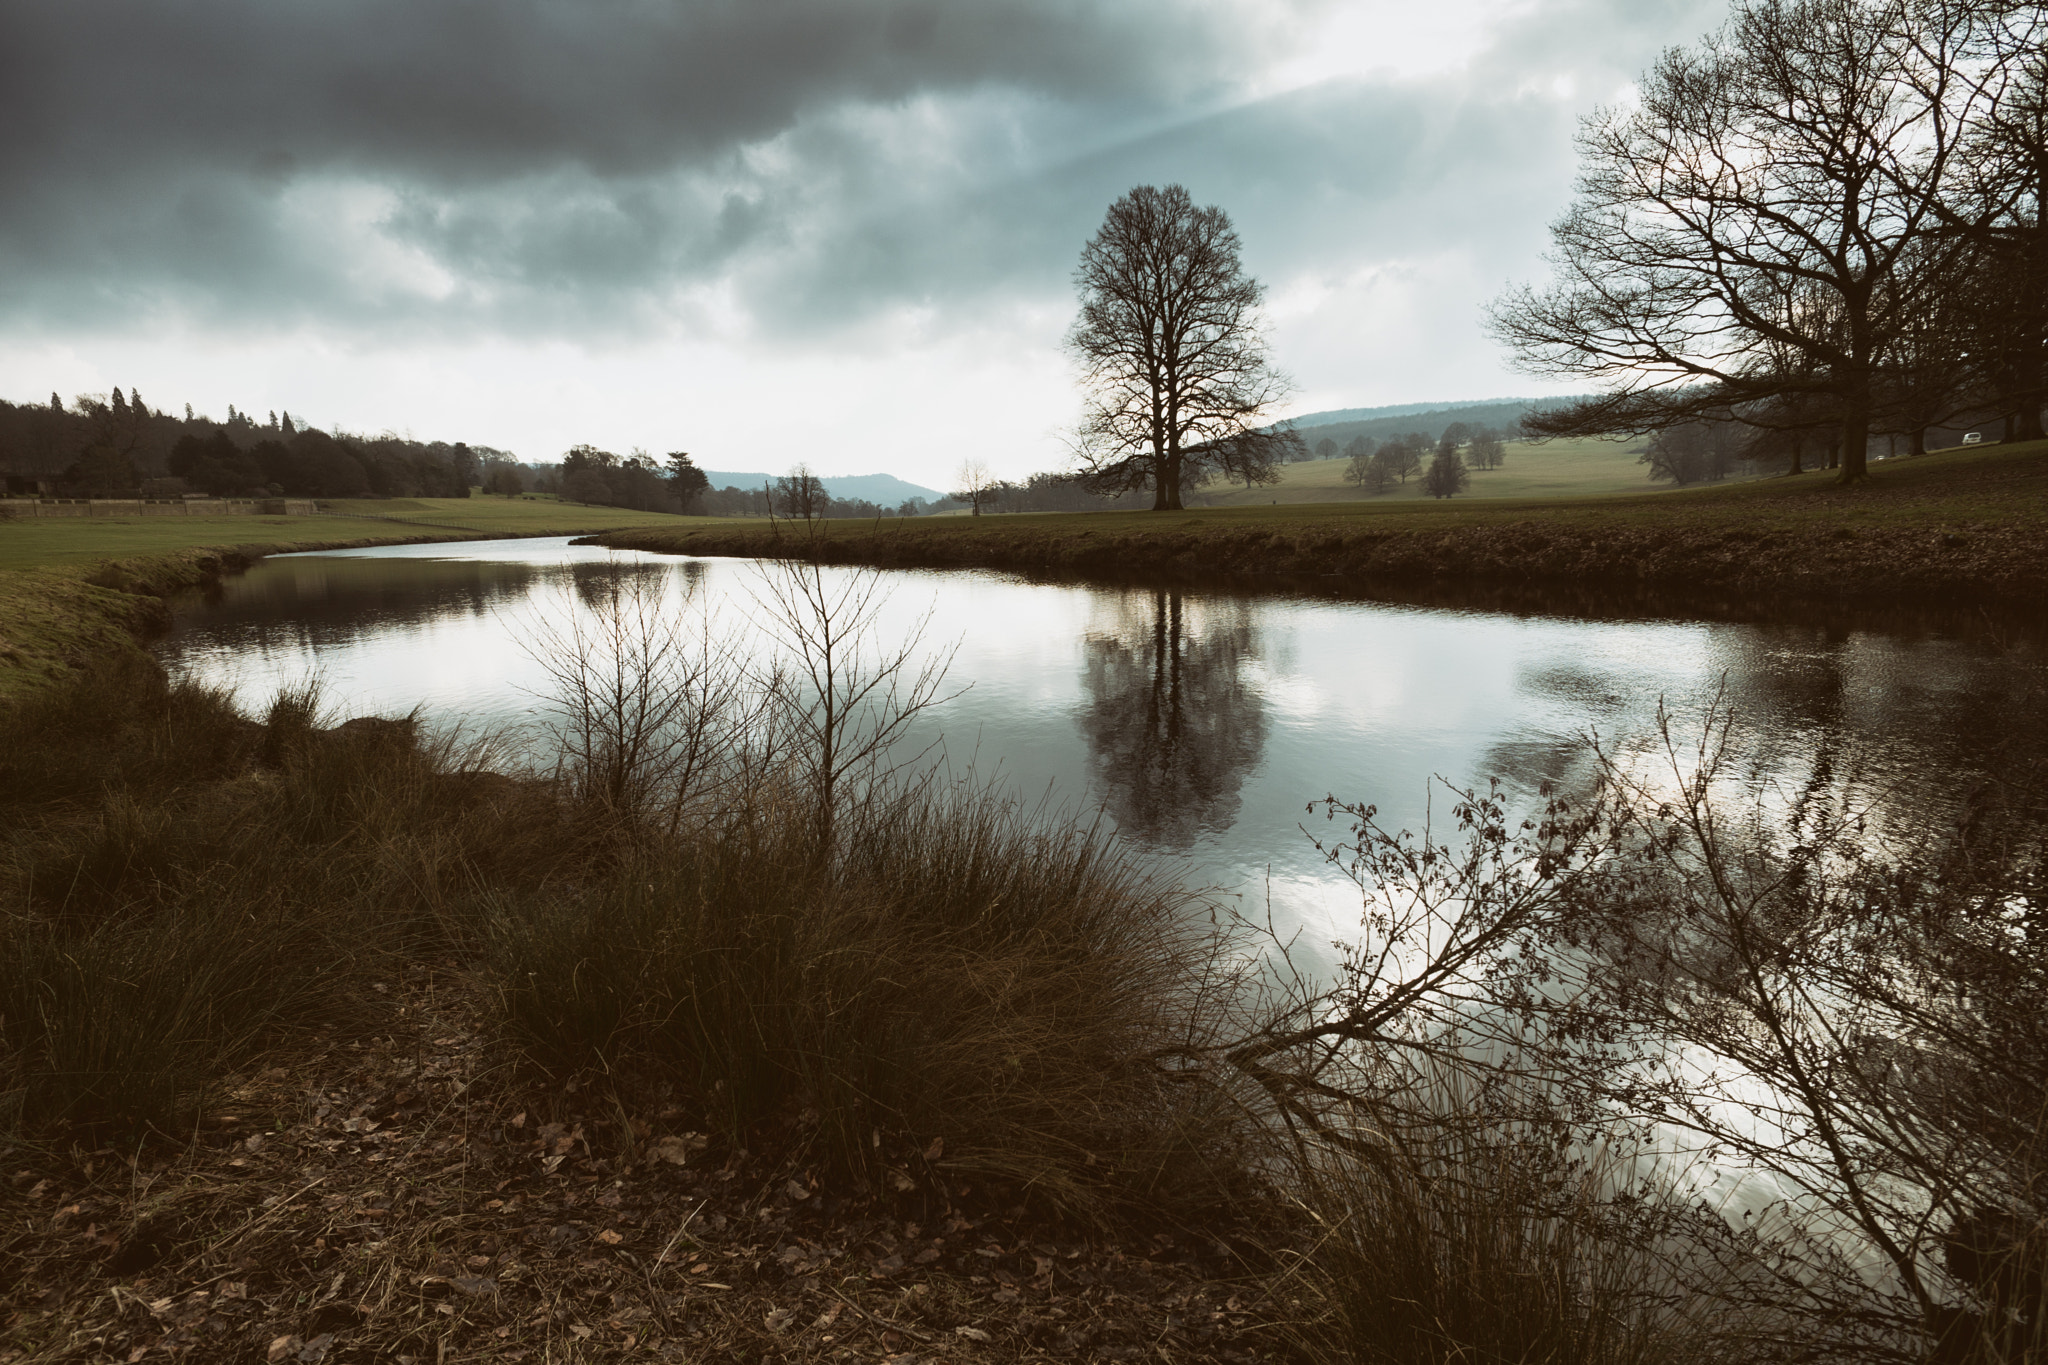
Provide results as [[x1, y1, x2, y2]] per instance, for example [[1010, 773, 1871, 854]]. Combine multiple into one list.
[[153, 535, 2043, 956]]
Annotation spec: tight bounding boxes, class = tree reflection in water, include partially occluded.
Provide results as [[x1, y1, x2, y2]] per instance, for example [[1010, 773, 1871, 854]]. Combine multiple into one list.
[[1080, 589, 1267, 848]]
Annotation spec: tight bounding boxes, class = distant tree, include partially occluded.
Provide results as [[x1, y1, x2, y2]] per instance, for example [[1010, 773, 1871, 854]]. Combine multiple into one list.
[[1342, 434, 1376, 463], [664, 451, 709, 512], [484, 464, 525, 497], [1392, 434, 1426, 482], [1642, 420, 1741, 484], [450, 442, 480, 494], [1440, 420, 1474, 447], [292, 429, 372, 498], [1344, 446, 1392, 495], [1314, 436, 1338, 461], [1419, 448, 1469, 498], [168, 431, 263, 496], [281, 411, 297, 436], [66, 446, 137, 496], [561, 468, 611, 505], [896, 497, 928, 517], [953, 458, 997, 516], [49, 392, 62, 412], [1366, 448, 1399, 493], [774, 463, 829, 521], [1467, 429, 1506, 470], [1067, 184, 1294, 509]]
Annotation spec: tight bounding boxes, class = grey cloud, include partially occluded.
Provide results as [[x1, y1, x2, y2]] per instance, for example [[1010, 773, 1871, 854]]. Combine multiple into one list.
[[0, 0, 1718, 340]]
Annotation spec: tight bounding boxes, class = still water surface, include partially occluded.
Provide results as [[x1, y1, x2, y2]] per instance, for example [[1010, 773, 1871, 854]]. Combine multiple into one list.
[[157, 536, 2038, 949]]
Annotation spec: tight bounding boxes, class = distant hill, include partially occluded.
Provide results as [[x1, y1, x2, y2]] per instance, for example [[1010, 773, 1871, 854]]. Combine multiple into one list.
[[1285, 398, 1539, 428], [700, 470, 945, 505], [1281, 396, 1597, 451]]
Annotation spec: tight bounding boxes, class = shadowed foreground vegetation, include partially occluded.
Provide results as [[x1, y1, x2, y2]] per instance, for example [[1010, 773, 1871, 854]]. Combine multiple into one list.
[[3, 550, 2047, 1364], [598, 441, 2048, 612]]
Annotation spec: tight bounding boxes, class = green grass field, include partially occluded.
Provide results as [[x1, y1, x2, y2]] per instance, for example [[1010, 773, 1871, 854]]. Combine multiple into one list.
[[1197, 435, 1717, 506], [0, 496, 704, 572]]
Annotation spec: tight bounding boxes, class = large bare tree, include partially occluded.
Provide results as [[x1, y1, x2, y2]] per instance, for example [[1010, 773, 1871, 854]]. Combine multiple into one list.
[[1490, 0, 1984, 482], [1067, 185, 1297, 510], [1944, 6, 2048, 442]]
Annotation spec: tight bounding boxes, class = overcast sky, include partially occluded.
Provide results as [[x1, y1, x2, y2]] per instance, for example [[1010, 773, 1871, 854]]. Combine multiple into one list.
[[0, 0, 1724, 486]]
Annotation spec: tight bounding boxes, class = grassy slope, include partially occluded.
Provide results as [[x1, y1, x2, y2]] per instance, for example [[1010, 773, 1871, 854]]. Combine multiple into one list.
[[1198, 435, 1677, 505], [0, 496, 714, 699], [598, 440, 2048, 610]]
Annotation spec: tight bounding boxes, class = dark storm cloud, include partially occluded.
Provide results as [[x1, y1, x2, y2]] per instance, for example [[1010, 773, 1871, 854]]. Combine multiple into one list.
[[0, 0, 1306, 328], [0, 0, 1715, 339]]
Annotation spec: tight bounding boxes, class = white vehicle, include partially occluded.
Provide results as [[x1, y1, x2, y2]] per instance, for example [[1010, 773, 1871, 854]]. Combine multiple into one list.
[[1962, 432, 1983, 445]]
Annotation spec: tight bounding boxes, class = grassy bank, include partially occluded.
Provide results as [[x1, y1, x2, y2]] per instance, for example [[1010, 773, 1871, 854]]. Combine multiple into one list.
[[598, 441, 2048, 611], [0, 497, 715, 699]]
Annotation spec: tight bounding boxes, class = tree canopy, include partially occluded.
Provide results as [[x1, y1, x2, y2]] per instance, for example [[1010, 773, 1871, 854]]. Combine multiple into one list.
[[1067, 185, 1298, 510]]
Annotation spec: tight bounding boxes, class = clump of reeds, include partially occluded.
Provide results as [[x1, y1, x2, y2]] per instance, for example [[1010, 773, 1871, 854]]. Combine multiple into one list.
[[1278, 1076, 1728, 1365], [486, 776, 1260, 1220], [0, 665, 555, 1137]]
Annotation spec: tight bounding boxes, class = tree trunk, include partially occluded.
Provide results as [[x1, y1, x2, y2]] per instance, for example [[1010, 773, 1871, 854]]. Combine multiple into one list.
[[1837, 399, 1870, 483], [1788, 431, 1805, 475], [1911, 426, 1927, 456], [1160, 448, 1184, 510]]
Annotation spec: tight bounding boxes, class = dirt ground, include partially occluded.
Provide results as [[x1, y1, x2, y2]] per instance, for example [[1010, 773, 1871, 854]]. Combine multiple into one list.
[[1, 965, 1300, 1364]]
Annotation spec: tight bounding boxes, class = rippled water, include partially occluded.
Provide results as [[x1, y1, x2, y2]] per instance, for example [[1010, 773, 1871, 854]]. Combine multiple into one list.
[[156, 535, 2041, 948]]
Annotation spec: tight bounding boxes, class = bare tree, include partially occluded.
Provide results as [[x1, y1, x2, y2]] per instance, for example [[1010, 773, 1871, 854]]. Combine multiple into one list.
[[1941, 7, 2048, 442], [748, 552, 961, 841], [1067, 184, 1295, 510], [1490, 0, 1985, 482], [522, 560, 772, 835], [1343, 445, 1386, 494], [1467, 429, 1507, 470], [773, 463, 829, 521], [952, 457, 996, 516]]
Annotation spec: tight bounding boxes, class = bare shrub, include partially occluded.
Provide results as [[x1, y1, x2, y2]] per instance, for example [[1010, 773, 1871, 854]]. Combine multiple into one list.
[[522, 558, 773, 835], [1224, 700, 2048, 1364]]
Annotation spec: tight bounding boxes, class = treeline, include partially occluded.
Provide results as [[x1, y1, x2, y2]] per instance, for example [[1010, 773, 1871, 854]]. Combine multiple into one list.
[[1495, 0, 2048, 479], [0, 390, 524, 500], [547, 452, 966, 519]]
